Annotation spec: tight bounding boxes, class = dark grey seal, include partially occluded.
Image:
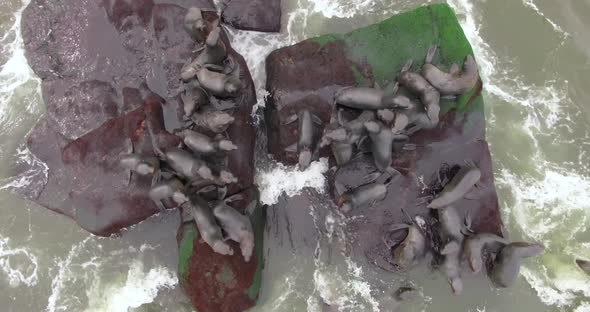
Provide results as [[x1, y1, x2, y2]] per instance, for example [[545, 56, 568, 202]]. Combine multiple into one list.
[[181, 80, 209, 117], [283, 109, 322, 169], [195, 65, 242, 97], [428, 160, 482, 209], [190, 108, 235, 133], [149, 178, 189, 210], [334, 84, 413, 111], [183, 7, 209, 42], [193, 23, 227, 66], [184, 193, 234, 256], [177, 129, 237, 155], [364, 121, 395, 172], [398, 60, 441, 126], [337, 181, 388, 213], [421, 45, 479, 96], [212, 197, 255, 262], [464, 233, 508, 274], [491, 242, 545, 288], [389, 221, 427, 269]]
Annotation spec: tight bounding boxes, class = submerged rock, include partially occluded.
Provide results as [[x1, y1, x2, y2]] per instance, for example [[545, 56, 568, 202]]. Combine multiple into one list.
[[265, 3, 501, 271], [222, 0, 282, 32]]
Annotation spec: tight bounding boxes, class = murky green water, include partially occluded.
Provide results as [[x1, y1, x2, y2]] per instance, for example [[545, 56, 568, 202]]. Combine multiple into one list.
[[1, 0, 589, 311]]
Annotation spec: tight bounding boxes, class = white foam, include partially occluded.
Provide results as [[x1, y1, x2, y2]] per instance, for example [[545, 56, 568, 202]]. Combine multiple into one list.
[[308, 0, 376, 18], [0, 146, 49, 191], [0, 0, 40, 122], [256, 158, 329, 205], [84, 260, 178, 312], [0, 235, 38, 288], [522, 0, 570, 38]]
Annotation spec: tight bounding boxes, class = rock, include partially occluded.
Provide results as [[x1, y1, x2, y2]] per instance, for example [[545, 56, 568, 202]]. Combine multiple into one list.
[[222, 0, 281, 32], [265, 4, 502, 268], [18, 0, 256, 234], [177, 187, 265, 312]]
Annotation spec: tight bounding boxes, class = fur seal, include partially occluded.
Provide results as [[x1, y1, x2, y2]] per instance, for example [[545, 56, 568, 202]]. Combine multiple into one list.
[[398, 61, 441, 126], [212, 198, 255, 262], [146, 118, 235, 185], [195, 65, 242, 98], [441, 241, 463, 295], [337, 182, 388, 213], [193, 23, 227, 66], [190, 109, 235, 133], [283, 110, 323, 169], [364, 121, 394, 172], [334, 85, 413, 111], [491, 242, 545, 288], [149, 178, 189, 209], [428, 161, 482, 209], [181, 80, 209, 117], [177, 129, 237, 155], [421, 46, 479, 96], [576, 259, 590, 275], [185, 193, 234, 255], [183, 8, 208, 42], [119, 154, 159, 175], [437, 205, 470, 249], [464, 233, 508, 274], [319, 125, 354, 166], [389, 222, 427, 269]]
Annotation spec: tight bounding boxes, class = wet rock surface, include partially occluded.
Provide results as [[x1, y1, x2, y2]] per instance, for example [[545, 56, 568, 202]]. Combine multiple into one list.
[[222, 0, 282, 32], [18, 0, 262, 311], [265, 3, 503, 275]]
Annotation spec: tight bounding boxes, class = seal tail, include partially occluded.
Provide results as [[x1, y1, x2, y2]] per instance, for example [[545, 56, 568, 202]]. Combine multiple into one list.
[[145, 112, 165, 159]]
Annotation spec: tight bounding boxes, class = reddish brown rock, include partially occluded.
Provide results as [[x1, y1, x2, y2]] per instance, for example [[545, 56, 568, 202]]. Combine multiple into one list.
[[222, 0, 282, 32], [264, 4, 502, 271], [19, 0, 256, 235]]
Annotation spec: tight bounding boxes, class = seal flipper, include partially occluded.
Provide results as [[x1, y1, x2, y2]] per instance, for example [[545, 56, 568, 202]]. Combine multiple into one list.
[[576, 259, 590, 275], [145, 113, 165, 160], [282, 113, 299, 126], [284, 142, 297, 153], [425, 45, 438, 64], [449, 63, 460, 75]]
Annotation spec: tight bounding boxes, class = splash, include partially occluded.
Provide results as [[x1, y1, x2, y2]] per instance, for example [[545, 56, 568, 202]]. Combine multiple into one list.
[[256, 158, 329, 205], [0, 236, 38, 288], [84, 261, 178, 312]]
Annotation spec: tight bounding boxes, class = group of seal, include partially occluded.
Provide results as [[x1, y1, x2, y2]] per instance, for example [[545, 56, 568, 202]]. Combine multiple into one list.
[[118, 7, 255, 262], [383, 161, 544, 295], [314, 46, 481, 214]]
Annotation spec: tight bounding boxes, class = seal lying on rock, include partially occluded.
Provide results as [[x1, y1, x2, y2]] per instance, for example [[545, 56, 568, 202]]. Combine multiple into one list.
[[337, 180, 389, 213], [185, 193, 234, 256], [491, 242, 545, 288], [149, 178, 189, 210], [441, 240, 464, 295], [464, 233, 508, 274], [576, 259, 590, 276], [193, 22, 228, 67], [364, 121, 395, 172], [437, 205, 471, 252], [119, 153, 160, 185], [283, 109, 323, 170], [389, 220, 427, 269], [213, 197, 255, 262], [334, 84, 413, 111], [177, 129, 237, 155], [181, 80, 209, 117], [184, 7, 212, 42], [398, 60, 441, 126], [190, 108, 235, 133], [421, 45, 479, 96], [195, 65, 242, 98], [427, 161, 482, 209]]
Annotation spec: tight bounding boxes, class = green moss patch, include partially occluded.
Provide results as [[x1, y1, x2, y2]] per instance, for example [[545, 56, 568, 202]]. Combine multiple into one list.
[[178, 223, 199, 281]]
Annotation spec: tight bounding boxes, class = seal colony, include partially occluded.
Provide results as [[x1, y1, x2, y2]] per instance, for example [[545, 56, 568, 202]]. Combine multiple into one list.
[[282, 45, 546, 295], [118, 7, 255, 262]]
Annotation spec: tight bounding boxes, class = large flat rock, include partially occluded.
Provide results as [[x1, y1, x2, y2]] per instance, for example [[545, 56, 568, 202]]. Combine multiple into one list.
[[264, 3, 502, 270], [18, 0, 256, 235]]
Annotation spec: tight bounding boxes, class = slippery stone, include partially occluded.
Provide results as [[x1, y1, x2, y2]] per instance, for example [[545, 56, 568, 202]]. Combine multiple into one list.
[[222, 0, 282, 32], [265, 3, 501, 271]]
